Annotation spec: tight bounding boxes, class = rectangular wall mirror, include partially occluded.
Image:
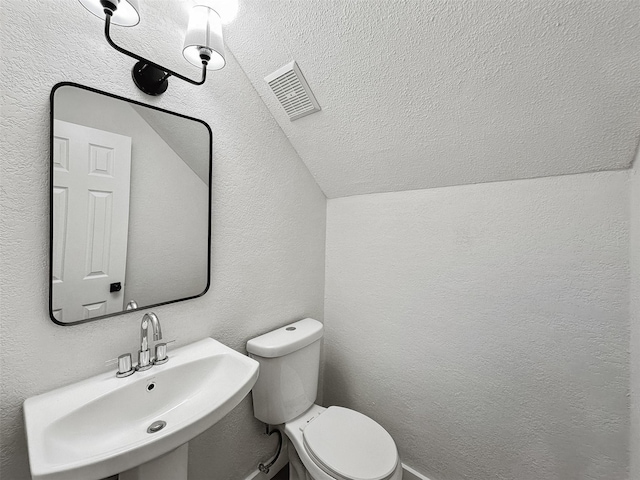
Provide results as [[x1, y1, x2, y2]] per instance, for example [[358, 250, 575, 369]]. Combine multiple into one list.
[[50, 83, 211, 325]]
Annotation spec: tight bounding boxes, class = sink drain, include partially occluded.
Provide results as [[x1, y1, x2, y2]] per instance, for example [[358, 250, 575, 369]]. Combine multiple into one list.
[[147, 420, 166, 434]]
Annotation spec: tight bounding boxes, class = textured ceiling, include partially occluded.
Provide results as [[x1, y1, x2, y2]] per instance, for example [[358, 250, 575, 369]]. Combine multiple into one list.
[[223, 0, 640, 198]]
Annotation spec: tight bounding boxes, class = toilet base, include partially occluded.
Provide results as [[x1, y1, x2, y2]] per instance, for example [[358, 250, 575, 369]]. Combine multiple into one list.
[[287, 442, 312, 480]]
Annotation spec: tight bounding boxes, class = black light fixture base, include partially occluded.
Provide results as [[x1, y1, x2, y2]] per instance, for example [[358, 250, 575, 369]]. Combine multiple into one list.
[[132, 61, 169, 96]]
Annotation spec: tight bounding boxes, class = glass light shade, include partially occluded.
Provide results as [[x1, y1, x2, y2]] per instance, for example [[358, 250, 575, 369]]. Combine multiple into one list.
[[78, 0, 140, 27], [183, 5, 226, 70], [194, 0, 239, 25]]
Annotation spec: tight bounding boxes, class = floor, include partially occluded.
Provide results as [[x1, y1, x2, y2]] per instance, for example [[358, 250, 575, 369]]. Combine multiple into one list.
[[272, 464, 289, 480]]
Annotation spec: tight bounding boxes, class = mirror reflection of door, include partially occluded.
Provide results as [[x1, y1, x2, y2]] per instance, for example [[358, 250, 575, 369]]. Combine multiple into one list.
[[52, 120, 132, 322]]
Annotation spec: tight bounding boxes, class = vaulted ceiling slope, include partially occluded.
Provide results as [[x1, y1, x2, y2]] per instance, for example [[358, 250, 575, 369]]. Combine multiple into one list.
[[225, 0, 640, 198]]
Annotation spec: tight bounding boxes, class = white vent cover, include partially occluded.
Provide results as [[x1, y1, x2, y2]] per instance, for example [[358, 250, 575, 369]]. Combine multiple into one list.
[[265, 61, 321, 121]]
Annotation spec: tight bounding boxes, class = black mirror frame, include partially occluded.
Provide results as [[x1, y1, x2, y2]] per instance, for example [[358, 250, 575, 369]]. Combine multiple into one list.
[[49, 82, 212, 326]]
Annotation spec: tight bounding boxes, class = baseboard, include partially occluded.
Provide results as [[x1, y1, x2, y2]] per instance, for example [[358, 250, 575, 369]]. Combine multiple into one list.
[[402, 463, 432, 480], [244, 436, 290, 480]]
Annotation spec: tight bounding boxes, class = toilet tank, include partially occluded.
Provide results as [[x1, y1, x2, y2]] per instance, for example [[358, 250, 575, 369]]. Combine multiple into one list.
[[247, 318, 323, 425]]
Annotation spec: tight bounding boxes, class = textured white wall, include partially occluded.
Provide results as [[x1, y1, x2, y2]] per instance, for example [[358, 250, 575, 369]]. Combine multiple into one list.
[[55, 87, 209, 310], [0, 1, 325, 479], [324, 171, 629, 480], [631, 151, 640, 480]]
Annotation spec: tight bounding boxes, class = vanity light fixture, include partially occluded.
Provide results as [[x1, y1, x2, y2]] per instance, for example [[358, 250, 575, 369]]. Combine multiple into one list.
[[79, 0, 226, 96]]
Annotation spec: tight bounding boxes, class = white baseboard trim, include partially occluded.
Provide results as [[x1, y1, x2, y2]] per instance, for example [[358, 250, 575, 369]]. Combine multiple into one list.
[[402, 463, 432, 480]]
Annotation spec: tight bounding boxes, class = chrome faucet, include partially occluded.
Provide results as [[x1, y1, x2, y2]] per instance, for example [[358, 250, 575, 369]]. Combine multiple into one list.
[[136, 312, 162, 371]]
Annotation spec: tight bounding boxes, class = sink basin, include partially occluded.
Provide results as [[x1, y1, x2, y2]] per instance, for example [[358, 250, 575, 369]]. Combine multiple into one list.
[[24, 338, 259, 480]]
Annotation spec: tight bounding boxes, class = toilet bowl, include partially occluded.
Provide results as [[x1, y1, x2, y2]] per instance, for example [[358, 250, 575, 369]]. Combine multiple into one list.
[[247, 318, 402, 480], [283, 404, 402, 480]]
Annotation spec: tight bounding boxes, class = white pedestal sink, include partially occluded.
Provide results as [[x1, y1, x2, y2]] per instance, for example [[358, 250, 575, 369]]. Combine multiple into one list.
[[23, 338, 259, 480], [119, 444, 188, 480]]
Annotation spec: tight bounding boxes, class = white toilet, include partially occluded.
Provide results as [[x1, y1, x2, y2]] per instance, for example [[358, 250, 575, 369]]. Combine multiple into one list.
[[247, 318, 402, 480]]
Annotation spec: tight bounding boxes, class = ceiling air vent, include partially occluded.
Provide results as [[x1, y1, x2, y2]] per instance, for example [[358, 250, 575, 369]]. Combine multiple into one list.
[[265, 61, 321, 121]]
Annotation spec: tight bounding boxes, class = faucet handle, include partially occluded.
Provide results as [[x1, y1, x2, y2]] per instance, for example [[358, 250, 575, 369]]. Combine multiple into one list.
[[105, 354, 135, 378], [116, 354, 135, 378], [153, 340, 175, 365]]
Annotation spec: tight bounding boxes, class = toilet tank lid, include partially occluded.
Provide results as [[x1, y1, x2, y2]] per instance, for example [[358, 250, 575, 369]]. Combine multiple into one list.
[[247, 318, 323, 358]]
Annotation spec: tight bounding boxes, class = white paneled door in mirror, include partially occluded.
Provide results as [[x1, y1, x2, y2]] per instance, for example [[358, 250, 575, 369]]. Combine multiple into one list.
[[52, 120, 132, 322]]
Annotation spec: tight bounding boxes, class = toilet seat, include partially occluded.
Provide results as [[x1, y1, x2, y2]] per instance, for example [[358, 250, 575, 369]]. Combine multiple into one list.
[[302, 406, 398, 480]]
